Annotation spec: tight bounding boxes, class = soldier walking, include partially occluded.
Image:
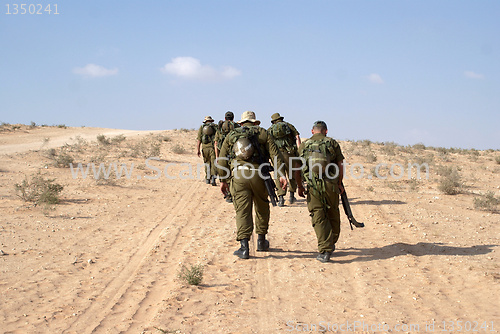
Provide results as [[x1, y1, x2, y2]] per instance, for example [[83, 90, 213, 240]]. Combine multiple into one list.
[[214, 111, 239, 203], [295, 121, 345, 263], [196, 116, 218, 186], [268, 113, 301, 206], [217, 111, 287, 259]]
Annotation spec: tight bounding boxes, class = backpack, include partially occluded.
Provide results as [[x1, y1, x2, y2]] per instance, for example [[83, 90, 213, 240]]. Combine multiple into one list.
[[217, 120, 239, 150], [300, 137, 339, 207], [269, 122, 294, 150], [225, 126, 263, 161], [201, 124, 217, 144]]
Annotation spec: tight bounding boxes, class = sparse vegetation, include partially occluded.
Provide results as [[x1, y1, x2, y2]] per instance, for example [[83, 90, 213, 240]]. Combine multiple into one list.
[[14, 172, 64, 205], [171, 144, 187, 154], [474, 191, 500, 212], [43, 148, 75, 167], [495, 156, 500, 165], [178, 264, 204, 286], [110, 134, 126, 144], [129, 135, 161, 158], [97, 134, 111, 145], [437, 166, 462, 195]]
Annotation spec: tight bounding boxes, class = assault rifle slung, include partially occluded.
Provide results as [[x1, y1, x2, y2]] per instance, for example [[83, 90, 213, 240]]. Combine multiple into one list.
[[340, 182, 365, 230]]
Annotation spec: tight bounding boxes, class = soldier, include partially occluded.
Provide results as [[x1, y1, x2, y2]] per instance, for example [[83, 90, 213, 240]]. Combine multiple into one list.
[[217, 111, 288, 259], [214, 111, 239, 203], [196, 116, 218, 186], [268, 113, 301, 207], [295, 121, 345, 263]]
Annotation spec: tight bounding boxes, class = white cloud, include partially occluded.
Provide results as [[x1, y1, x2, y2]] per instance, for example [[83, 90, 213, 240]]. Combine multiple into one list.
[[161, 56, 241, 81], [73, 64, 118, 78], [464, 71, 484, 79], [367, 73, 384, 84]]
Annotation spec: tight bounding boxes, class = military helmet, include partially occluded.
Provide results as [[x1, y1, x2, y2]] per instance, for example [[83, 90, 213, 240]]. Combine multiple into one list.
[[233, 137, 254, 160], [202, 124, 214, 136]]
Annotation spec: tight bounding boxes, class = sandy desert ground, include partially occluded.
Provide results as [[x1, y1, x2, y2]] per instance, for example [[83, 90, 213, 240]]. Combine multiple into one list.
[[0, 125, 499, 334]]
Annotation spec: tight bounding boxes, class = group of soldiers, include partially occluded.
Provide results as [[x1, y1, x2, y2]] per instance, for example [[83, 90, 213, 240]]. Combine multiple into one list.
[[196, 110, 347, 263]]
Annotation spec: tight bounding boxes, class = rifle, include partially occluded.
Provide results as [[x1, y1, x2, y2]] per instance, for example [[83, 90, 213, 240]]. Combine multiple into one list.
[[250, 133, 279, 207], [340, 182, 365, 230]]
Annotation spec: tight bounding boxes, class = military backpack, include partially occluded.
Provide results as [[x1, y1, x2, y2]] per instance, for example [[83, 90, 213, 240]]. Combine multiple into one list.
[[225, 126, 264, 162], [201, 123, 217, 144], [269, 122, 295, 151]]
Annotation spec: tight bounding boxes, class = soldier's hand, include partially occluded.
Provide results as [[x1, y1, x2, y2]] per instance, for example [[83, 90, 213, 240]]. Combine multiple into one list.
[[197, 150, 201, 157], [279, 176, 288, 191], [220, 181, 229, 196], [297, 185, 306, 198]]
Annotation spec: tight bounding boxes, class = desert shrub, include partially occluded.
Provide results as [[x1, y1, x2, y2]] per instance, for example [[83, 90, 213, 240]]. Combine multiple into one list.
[[474, 192, 500, 212], [43, 148, 75, 167], [178, 264, 204, 286], [495, 156, 500, 164], [415, 154, 435, 166], [366, 186, 374, 192], [12, 125, 21, 130], [111, 134, 126, 144], [14, 173, 64, 205], [97, 134, 111, 145], [56, 124, 67, 129], [412, 143, 426, 150], [129, 136, 161, 158], [365, 151, 377, 163], [437, 167, 462, 195], [172, 144, 187, 154], [29, 121, 37, 129]]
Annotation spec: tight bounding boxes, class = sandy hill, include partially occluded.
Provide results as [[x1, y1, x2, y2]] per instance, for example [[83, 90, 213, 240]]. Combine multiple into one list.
[[0, 124, 499, 333]]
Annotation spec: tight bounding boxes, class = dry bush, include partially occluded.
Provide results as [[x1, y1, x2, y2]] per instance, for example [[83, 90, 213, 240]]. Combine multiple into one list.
[[111, 134, 126, 144], [437, 167, 462, 195], [14, 173, 64, 205], [495, 156, 500, 165], [172, 144, 187, 154], [129, 136, 161, 158], [43, 148, 75, 168], [474, 192, 500, 212], [97, 134, 111, 145]]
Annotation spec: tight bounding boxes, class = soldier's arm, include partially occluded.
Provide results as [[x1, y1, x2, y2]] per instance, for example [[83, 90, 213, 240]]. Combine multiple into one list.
[[295, 142, 306, 197], [288, 123, 301, 146], [217, 140, 231, 196], [196, 126, 203, 157]]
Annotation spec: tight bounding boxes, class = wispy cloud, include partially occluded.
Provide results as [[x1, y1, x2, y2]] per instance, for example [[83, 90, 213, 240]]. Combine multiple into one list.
[[161, 56, 241, 81], [367, 73, 384, 84], [464, 71, 484, 79], [73, 64, 118, 78]]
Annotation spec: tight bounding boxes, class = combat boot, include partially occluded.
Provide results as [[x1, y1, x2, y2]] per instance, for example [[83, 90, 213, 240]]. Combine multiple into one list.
[[277, 195, 285, 207], [256, 234, 269, 252], [211, 176, 217, 186], [316, 251, 332, 263], [225, 194, 233, 203], [205, 178, 210, 184], [233, 238, 249, 259], [289, 192, 296, 204]]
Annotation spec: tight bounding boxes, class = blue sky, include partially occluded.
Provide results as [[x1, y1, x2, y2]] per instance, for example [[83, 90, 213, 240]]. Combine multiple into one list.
[[1, 0, 499, 149]]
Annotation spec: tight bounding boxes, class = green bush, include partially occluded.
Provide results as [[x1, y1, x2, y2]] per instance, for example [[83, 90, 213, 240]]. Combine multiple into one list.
[[178, 264, 204, 286], [15, 173, 64, 205]]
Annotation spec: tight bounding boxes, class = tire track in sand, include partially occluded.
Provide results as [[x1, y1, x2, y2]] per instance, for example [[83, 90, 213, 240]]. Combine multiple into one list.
[[63, 181, 201, 334]]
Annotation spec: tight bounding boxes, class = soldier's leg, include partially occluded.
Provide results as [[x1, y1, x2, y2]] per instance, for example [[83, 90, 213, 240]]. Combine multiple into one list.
[[231, 169, 254, 240], [307, 191, 335, 253], [326, 188, 341, 245], [202, 148, 210, 181], [208, 148, 216, 177], [250, 173, 271, 236]]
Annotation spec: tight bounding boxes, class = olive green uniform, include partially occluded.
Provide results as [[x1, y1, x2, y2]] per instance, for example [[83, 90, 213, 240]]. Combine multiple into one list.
[[197, 124, 218, 180], [298, 133, 344, 253], [268, 121, 300, 197], [218, 124, 285, 241]]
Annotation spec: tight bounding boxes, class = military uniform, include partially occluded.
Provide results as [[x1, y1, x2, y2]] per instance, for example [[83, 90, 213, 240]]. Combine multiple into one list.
[[298, 125, 344, 262], [218, 111, 286, 259], [267, 113, 300, 205], [196, 116, 218, 185]]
